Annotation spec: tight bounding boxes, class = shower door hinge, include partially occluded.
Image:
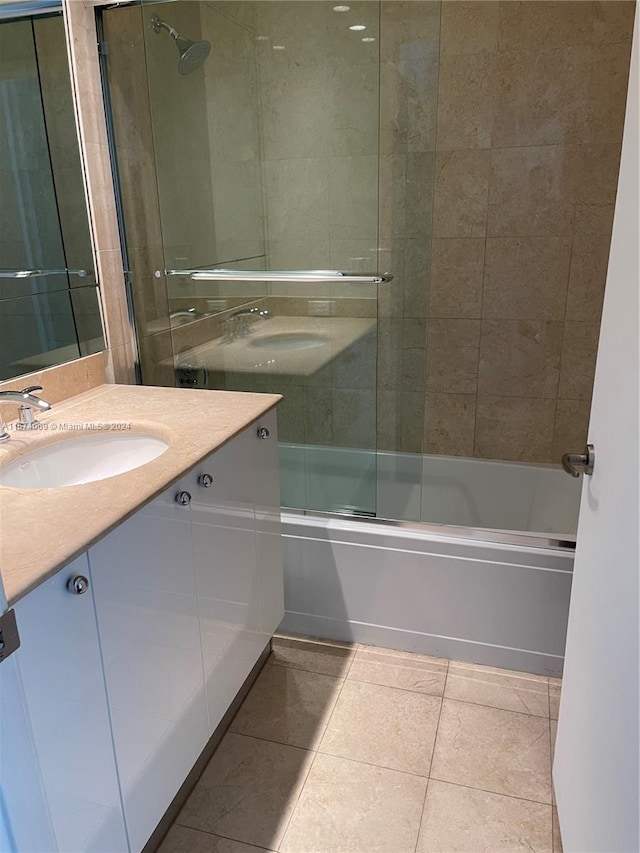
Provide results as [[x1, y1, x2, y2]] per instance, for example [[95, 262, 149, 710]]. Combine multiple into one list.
[[0, 609, 20, 665], [98, 40, 109, 56]]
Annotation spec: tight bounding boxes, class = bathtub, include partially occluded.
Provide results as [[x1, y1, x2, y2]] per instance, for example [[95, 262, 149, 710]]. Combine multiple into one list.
[[278, 444, 578, 677]]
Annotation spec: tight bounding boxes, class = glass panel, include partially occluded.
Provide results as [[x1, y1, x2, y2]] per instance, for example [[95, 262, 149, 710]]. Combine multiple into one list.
[[0, 13, 103, 379], [104, 0, 380, 516]]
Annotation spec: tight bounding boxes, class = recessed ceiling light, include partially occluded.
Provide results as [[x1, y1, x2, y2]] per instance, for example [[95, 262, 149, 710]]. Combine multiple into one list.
[[272, 45, 286, 50], [361, 37, 376, 42], [349, 24, 366, 31], [333, 4, 351, 11]]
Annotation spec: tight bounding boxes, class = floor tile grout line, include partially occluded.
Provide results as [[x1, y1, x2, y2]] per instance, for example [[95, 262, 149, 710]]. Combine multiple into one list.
[[414, 659, 450, 852], [441, 693, 553, 720], [172, 822, 275, 852], [427, 775, 554, 808]]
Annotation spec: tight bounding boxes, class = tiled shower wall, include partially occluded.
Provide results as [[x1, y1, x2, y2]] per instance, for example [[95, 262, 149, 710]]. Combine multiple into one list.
[[380, 0, 634, 462]]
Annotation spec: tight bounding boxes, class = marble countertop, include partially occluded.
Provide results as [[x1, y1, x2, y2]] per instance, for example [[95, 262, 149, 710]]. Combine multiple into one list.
[[171, 315, 376, 377], [0, 384, 281, 606]]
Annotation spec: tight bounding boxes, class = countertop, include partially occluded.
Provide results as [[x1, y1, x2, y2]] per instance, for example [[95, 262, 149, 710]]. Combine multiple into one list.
[[171, 315, 376, 377], [0, 384, 281, 606]]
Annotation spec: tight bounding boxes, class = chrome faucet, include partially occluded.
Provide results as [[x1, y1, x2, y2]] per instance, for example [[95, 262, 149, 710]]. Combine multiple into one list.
[[0, 386, 51, 441], [224, 306, 271, 342]]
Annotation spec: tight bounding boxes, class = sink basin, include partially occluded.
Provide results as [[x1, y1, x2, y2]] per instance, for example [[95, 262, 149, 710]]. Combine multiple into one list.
[[0, 433, 169, 489], [249, 332, 328, 351]]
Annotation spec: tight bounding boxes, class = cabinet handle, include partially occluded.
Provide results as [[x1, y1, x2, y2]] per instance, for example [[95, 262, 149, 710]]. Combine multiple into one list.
[[67, 575, 90, 595], [198, 473, 214, 488], [175, 490, 192, 506], [257, 427, 270, 440]]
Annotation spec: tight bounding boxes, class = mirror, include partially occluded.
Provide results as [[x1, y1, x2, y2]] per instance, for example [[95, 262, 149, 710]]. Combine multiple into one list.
[[0, 9, 105, 380]]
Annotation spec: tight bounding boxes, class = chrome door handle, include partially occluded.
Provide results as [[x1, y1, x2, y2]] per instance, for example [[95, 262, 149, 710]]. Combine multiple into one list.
[[67, 575, 90, 595], [562, 444, 595, 477]]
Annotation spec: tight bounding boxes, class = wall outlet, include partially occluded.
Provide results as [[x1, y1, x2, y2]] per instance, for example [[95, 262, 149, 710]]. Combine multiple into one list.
[[309, 299, 334, 316]]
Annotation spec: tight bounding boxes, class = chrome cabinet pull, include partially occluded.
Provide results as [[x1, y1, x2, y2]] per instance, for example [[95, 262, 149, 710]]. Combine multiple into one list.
[[562, 444, 595, 477], [175, 490, 192, 506], [198, 473, 214, 488], [67, 575, 90, 595], [257, 427, 270, 440]]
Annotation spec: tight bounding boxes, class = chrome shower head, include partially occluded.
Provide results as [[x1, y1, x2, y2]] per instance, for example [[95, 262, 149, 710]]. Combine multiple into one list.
[[151, 15, 211, 75]]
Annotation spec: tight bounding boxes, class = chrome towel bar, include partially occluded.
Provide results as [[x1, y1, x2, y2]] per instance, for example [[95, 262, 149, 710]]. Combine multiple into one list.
[[154, 268, 393, 284]]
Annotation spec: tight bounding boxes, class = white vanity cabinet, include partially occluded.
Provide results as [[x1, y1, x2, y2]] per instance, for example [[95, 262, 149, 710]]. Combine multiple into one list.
[[12, 554, 129, 853], [5, 411, 284, 853], [184, 409, 284, 733], [87, 482, 209, 853]]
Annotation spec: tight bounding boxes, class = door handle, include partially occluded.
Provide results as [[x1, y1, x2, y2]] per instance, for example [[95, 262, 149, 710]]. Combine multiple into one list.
[[562, 444, 595, 477]]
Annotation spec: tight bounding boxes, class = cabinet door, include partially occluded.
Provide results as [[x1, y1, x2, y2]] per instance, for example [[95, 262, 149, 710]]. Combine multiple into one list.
[[88, 484, 208, 852], [14, 555, 128, 852], [254, 410, 285, 637], [186, 426, 263, 734]]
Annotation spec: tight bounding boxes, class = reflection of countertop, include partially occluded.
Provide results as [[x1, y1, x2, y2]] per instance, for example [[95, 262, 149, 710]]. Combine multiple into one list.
[[0, 384, 280, 605], [172, 316, 376, 377]]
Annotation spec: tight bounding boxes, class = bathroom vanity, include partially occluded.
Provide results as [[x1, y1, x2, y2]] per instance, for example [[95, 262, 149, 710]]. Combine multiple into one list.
[[0, 385, 283, 852]]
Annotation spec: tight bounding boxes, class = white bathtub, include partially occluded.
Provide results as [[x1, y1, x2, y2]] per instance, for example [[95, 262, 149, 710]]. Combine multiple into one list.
[[278, 444, 578, 676], [280, 444, 581, 537]]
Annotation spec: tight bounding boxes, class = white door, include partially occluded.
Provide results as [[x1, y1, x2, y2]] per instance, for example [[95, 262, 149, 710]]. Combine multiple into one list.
[[553, 15, 639, 853]]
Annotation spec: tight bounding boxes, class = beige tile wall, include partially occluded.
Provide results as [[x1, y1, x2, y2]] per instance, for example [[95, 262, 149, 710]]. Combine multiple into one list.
[[422, 0, 634, 463]]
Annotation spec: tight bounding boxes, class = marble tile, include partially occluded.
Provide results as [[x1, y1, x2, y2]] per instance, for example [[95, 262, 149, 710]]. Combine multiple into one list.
[[431, 699, 552, 803], [402, 238, 431, 318], [483, 237, 571, 321], [380, 55, 438, 154], [159, 825, 271, 853], [349, 645, 447, 696], [572, 144, 622, 235], [474, 396, 556, 463], [445, 661, 550, 717], [553, 807, 564, 853], [177, 733, 313, 850], [488, 147, 574, 238], [493, 47, 590, 148], [401, 390, 427, 453], [417, 780, 552, 853], [333, 388, 376, 449], [436, 52, 496, 150], [558, 323, 601, 400], [263, 159, 328, 243], [329, 155, 379, 241], [426, 345, 479, 395], [497, 1, 593, 51], [440, 1, 498, 55], [380, 1, 441, 65], [270, 635, 355, 678], [401, 348, 427, 392], [280, 752, 427, 853], [429, 238, 485, 319], [549, 681, 561, 720], [479, 320, 563, 399], [428, 319, 481, 349], [229, 663, 342, 750], [320, 679, 441, 775], [566, 234, 611, 321], [586, 43, 633, 145], [433, 150, 490, 237], [424, 393, 476, 457], [591, 1, 636, 45], [553, 398, 591, 462]]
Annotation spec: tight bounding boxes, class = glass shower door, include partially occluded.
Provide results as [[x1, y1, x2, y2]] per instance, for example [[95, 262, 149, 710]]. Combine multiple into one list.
[[103, 0, 381, 516]]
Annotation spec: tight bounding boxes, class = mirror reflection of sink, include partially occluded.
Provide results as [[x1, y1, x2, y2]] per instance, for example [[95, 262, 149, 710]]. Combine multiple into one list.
[[0, 433, 169, 489], [249, 332, 329, 351]]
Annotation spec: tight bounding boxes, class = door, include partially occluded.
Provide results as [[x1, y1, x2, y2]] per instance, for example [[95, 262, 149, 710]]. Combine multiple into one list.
[[553, 15, 639, 852], [13, 556, 128, 853], [88, 484, 208, 852]]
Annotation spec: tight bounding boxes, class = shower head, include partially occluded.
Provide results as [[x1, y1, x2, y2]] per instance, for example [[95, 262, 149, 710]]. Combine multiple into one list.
[[151, 14, 211, 75]]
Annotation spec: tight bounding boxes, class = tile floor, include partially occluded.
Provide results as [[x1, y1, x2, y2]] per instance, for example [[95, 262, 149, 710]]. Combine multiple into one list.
[[159, 634, 564, 853]]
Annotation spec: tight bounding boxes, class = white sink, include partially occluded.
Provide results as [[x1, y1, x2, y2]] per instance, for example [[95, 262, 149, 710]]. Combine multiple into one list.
[[250, 332, 328, 351], [0, 433, 169, 489]]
